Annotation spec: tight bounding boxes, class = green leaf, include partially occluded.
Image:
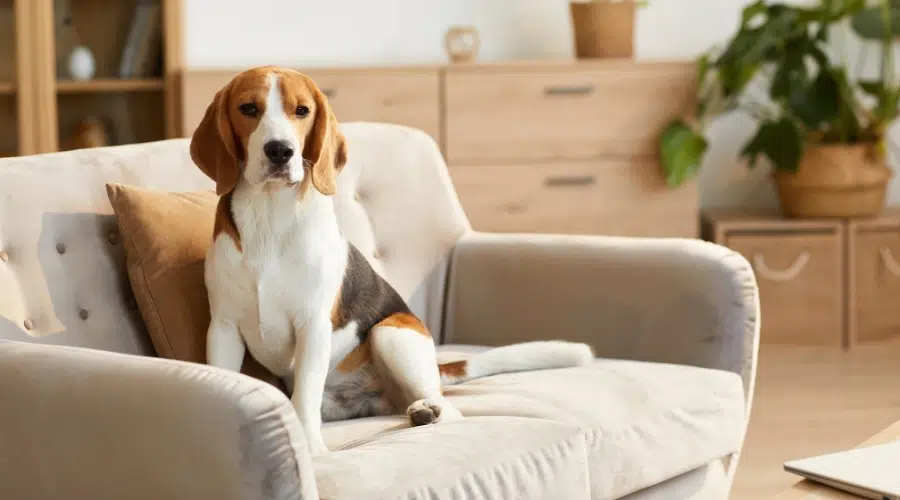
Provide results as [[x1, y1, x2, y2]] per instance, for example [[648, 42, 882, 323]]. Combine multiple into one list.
[[740, 0, 768, 27], [873, 86, 900, 124], [715, 6, 798, 96], [659, 120, 709, 187], [855, 80, 900, 125], [850, 4, 900, 40], [831, 67, 864, 143], [697, 53, 710, 88], [716, 30, 767, 96], [771, 50, 808, 100], [807, 45, 830, 68], [741, 118, 804, 172], [789, 69, 841, 129], [859, 79, 884, 98], [818, 0, 867, 21]]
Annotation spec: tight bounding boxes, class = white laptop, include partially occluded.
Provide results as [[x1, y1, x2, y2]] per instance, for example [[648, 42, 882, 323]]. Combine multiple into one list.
[[784, 441, 900, 499]]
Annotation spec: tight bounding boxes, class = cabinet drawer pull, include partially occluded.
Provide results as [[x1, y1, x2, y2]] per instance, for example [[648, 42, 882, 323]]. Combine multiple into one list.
[[322, 88, 337, 99], [544, 85, 595, 96], [879, 247, 900, 276], [544, 175, 596, 187], [752, 251, 810, 282]]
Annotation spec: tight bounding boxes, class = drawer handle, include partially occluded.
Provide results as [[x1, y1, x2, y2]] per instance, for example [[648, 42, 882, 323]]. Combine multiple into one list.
[[322, 88, 337, 99], [879, 247, 900, 276], [544, 175, 596, 187], [752, 251, 810, 282], [544, 85, 595, 96]]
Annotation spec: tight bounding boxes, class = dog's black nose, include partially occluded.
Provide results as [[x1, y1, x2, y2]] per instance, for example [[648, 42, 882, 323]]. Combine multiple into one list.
[[264, 140, 294, 165]]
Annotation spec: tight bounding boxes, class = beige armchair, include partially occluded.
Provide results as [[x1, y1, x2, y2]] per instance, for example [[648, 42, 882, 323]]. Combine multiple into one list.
[[0, 122, 759, 500]]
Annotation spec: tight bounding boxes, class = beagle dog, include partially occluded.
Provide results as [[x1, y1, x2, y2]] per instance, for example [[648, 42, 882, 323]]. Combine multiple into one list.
[[189, 66, 594, 454]]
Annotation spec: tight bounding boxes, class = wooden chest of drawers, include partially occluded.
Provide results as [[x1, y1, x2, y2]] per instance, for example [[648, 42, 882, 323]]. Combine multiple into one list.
[[182, 60, 700, 239], [450, 158, 696, 237], [443, 62, 696, 163], [442, 61, 699, 239]]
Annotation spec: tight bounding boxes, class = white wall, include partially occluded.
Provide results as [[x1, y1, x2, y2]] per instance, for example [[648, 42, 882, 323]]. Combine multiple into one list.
[[184, 0, 743, 67], [183, 0, 900, 210]]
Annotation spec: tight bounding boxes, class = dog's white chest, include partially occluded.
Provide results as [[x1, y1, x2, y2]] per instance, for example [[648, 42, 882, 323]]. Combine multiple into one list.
[[209, 187, 346, 376], [238, 262, 305, 375]]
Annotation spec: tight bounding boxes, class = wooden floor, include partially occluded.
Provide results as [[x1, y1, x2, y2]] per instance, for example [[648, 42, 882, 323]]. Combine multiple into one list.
[[730, 337, 900, 499]]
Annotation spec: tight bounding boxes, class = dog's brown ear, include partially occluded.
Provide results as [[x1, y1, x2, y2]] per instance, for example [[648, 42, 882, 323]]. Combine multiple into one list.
[[190, 81, 243, 196], [304, 82, 347, 196]]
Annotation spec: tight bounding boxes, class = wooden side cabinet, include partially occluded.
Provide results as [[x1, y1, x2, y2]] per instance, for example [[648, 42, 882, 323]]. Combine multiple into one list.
[[848, 209, 900, 345], [704, 208, 900, 348], [703, 210, 846, 347]]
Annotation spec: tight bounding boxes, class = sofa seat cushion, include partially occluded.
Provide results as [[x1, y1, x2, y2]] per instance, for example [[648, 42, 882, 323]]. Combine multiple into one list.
[[316, 416, 591, 500], [437, 345, 746, 499], [321, 344, 745, 499]]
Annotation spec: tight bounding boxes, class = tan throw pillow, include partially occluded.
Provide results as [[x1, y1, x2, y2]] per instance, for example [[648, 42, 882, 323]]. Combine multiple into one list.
[[106, 182, 285, 393]]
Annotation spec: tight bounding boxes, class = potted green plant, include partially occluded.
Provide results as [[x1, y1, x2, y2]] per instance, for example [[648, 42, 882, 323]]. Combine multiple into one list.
[[659, 0, 900, 218]]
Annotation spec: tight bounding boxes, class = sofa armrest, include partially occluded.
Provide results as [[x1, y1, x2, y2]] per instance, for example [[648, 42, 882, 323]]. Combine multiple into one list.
[[0, 340, 318, 500], [442, 231, 760, 399]]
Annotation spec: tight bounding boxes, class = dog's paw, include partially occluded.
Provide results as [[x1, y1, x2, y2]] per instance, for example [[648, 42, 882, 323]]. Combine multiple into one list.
[[406, 399, 462, 426]]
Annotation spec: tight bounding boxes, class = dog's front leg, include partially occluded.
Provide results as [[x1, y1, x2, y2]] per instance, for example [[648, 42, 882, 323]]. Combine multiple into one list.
[[291, 317, 331, 455], [207, 318, 245, 372]]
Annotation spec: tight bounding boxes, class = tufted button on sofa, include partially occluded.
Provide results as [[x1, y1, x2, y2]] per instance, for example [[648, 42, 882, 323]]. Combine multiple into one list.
[[0, 122, 760, 500]]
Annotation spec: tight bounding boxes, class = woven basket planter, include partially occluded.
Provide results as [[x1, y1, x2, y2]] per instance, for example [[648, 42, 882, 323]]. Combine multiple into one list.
[[774, 143, 893, 218], [569, 0, 636, 59]]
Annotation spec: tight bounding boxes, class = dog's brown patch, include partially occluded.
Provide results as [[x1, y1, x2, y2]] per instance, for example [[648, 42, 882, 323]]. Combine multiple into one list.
[[438, 360, 468, 378], [190, 67, 274, 196], [276, 68, 348, 196], [330, 280, 343, 330], [376, 312, 430, 337], [213, 190, 242, 252], [336, 340, 372, 374]]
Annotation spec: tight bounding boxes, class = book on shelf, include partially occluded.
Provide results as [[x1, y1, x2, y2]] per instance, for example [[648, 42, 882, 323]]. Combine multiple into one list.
[[119, 1, 163, 79]]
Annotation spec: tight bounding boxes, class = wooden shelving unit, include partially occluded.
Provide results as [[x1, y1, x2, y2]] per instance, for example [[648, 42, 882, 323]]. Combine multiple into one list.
[[56, 78, 166, 94], [0, 0, 183, 157], [0, 0, 23, 157]]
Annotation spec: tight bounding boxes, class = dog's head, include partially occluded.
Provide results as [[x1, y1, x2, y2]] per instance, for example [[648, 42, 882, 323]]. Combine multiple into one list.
[[190, 66, 347, 196]]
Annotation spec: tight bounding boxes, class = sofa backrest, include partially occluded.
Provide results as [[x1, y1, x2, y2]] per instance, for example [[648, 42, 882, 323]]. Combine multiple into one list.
[[0, 122, 470, 356]]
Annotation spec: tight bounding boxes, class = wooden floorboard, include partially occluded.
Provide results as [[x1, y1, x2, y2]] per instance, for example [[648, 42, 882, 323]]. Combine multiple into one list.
[[730, 338, 900, 499]]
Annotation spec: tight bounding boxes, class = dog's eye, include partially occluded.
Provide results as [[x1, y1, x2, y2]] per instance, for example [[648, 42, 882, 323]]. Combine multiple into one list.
[[238, 103, 259, 117], [296, 106, 310, 117]]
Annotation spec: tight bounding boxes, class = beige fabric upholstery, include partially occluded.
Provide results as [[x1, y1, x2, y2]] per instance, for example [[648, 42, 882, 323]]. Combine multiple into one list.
[[0, 340, 318, 500], [443, 232, 760, 494], [314, 345, 745, 499], [622, 460, 731, 500], [438, 346, 746, 499], [444, 231, 760, 406], [0, 139, 210, 354], [0, 122, 760, 499], [317, 417, 591, 500]]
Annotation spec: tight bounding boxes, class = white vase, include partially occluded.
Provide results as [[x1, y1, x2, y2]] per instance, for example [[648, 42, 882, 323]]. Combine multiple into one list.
[[67, 46, 96, 81]]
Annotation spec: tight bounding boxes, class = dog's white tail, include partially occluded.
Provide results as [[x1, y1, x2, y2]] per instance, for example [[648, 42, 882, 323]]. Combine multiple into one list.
[[438, 340, 594, 385]]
